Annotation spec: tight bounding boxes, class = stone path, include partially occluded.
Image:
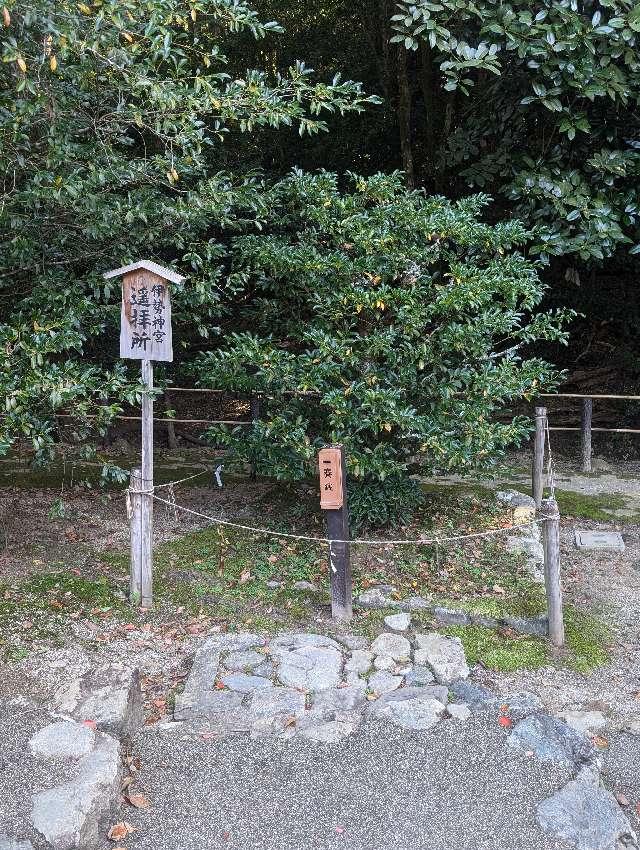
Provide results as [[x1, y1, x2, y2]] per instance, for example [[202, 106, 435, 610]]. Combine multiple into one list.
[[124, 629, 636, 850], [2, 629, 638, 850]]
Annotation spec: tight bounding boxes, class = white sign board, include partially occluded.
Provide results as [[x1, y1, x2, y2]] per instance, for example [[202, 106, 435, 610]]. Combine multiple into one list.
[[119, 269, 173, 362]]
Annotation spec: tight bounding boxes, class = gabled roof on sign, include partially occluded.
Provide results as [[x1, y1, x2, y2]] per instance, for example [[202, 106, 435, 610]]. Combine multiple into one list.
[[103, 259, 186, 284]]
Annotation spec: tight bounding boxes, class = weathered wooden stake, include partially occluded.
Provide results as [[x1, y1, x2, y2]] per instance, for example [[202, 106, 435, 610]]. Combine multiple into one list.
[[164, 390, 178, 450], [319, 445, 352, 621], [540, 497, 565, 648], [532, 406, 546, 508], [129, 467, 143, 604], [581, 396, 593, 473], [140, 358, 154, 607], [249, 396, 261, 480]]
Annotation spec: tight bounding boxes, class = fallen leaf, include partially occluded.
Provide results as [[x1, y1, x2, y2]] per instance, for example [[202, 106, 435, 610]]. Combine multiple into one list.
[[126, 793, 151, 809], [222, 830, 231, 841], [615, 791, 630, 806], [498, 716, 512, 728], [239, 568, 251, 584], [82, 720, 97, 730], [591, 734, 609, 749], [107, 821, 135, 841], [335, 826, 345, 834], [267, 554, 278, 564]]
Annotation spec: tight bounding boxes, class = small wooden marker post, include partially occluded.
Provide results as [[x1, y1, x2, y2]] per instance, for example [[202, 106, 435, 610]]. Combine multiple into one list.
[[318, 445, 352, 621], [540, 496, 565, 648], [104, 260, 186, 607], [581, 397, 593, 473], [532, 406, 547, 509]]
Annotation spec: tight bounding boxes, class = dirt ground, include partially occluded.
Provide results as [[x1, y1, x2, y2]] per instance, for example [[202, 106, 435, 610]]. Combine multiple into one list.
[[0, 445, 639, 734]]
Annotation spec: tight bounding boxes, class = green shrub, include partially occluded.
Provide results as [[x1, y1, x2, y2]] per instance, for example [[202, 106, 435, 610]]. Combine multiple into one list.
[[198, 170, 572, 524]]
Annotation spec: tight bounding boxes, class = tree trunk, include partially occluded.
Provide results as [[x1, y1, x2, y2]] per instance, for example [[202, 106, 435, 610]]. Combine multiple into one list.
[[396, 45, 415, 187]]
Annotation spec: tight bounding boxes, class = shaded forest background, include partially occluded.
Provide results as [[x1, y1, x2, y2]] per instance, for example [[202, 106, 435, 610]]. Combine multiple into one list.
[[226, 0, 640, 382]]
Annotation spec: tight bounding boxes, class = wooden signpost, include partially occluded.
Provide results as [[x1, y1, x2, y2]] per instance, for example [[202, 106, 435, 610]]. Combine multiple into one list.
[[104, 260, 186, 607], [318, 445, 352, 621]]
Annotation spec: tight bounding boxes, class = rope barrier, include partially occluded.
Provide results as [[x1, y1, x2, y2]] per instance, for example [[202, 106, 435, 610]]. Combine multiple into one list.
[[148, 491, 556, 547]]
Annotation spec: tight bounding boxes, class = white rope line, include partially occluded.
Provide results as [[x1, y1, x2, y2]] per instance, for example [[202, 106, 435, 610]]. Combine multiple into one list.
[[149, 492, 556, 546]]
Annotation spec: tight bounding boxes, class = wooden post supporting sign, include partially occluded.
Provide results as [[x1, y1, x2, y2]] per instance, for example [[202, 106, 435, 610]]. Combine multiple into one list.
[[104, 260, 186, 607], [319, 446, 352, 621]]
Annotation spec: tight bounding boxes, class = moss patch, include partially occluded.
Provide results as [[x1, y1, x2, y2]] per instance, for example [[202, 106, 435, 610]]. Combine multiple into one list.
[[0, 571, 127, 662], [554, 490, 630, 521], [439, 602, 609, 673]]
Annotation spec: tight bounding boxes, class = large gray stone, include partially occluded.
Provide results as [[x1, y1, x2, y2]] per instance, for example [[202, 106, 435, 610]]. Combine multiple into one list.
[[384, 613, 411, 632], [54, 665, 142, 739], [276, 646, 342, 692], [449, 680, 497, 709], [508, 714, 594, 767], [174, 689, 244, 723], [404, 596, 432, 611], [496, 490, 536, 511], [334, 634, 370, 651], [29, 721, 95, 761], [311, 684, 367, 716], [373, 654, 396, 672], [404, 666, 435, 687], [369, 690, 445, 731], [220, 673, 273, 693], [414, 633, 469, 684], [575, 530, 625, 553], [500, 692, 544, 721], [537, 767, 636, 850], [31, 731, 121, 850], [433, 607, 470, 626], [557, 710, 607, 737], [370, 633, 411, 661], [174, 640, 221, 720], [0, 837, 34, 850], [447, 703, 471, 722], [356, 588, 393, 608], [223, 650, 265, 671], [249, 687, 307, 721], [269, 633, 341, 653], [502, 615, 548, 637], [368, 671, 402, 695], [345, 650, 373, 675], [213, 633, 266, 651]]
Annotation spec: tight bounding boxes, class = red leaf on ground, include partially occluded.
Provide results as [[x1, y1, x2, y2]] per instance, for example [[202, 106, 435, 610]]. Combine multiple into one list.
[[498, 716, 513, 728], [107, 821, 135, 840], [126, 793, 151, 809], [82, 720, 97, 730]]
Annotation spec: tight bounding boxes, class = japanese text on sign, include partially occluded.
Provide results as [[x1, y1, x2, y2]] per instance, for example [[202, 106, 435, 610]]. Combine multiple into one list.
[[120, 270, 173, 362], [318, 447, 344, 509]]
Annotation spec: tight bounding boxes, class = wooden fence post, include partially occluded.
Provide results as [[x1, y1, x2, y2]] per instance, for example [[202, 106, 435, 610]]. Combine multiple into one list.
[[319, 445, 352, 621], [249, 396, 261, 480], [140, 358, 154, 607], [532, 406, 547, 509], [581, 397, 593, 473], [164, 390, 178, 450], [129, 468, 143, 605], [540, 496, 565, 648]]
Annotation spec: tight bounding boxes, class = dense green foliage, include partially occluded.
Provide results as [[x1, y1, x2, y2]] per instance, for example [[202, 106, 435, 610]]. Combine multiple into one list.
[[197, 171, 570, 525], [240, 0, 640, 267], [0, 0, 375, 463]]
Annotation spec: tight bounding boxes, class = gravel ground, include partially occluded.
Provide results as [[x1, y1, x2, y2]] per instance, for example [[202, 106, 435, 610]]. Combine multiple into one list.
[[0, 698, 67, 850], [125, 717, 574, 850], [602, 732, 640, 835]]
